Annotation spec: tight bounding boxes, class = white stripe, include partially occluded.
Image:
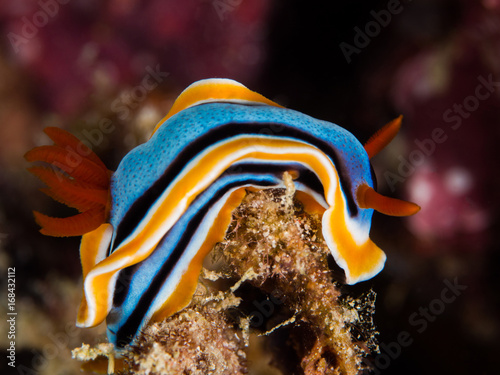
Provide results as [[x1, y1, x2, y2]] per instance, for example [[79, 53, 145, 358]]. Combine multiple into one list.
[[143, 184, 265, 328], [82, 136, 345, 322]]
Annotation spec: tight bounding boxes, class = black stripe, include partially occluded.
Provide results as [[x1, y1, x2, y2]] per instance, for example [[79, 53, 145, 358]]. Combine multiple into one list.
[[111, 163, 323, 347], [112, 176, 275, 346], [112, 121, 357, 253], [112, 162, 323, 308]]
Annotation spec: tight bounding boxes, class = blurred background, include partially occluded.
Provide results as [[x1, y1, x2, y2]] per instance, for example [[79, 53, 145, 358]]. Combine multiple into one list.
[[0, 0, 499, 374]]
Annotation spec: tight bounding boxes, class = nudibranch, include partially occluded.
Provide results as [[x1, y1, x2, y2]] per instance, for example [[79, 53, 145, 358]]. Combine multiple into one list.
[[25, 78, 419, 348]]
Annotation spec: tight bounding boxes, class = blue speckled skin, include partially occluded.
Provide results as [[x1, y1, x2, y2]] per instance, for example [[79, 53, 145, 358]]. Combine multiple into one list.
[[110, 103, 375, 245], [102, 101, 380, 346], [106, 164, 299, 347]]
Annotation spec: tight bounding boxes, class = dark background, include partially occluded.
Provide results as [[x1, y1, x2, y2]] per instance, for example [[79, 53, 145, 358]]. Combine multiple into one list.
[[1, 0, 499, 374]]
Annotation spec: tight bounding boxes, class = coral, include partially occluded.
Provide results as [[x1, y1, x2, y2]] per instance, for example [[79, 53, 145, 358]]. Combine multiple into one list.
[[208, 173, 377, 374], [0, 274, 105, 375], [72, 343, 118, 374], [123, 302, 247, 375], [0, 0, 271, 117], [76, 173, 378, 374]]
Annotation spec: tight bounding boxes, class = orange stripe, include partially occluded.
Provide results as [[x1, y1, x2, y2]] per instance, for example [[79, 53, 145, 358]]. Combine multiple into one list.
[[151, 80, 283, 135], [81, 138, 336, 326], [325, 171, 385, 283], [295, 191, 327, 217], [117, 138, 333, 260], [150, 187, 248, 322], [80, 224, 113, 279], [77, 223, 113, 326]]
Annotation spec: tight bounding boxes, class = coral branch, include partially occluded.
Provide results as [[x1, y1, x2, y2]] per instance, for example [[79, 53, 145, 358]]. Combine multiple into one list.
[[74, 173, 377, 374]]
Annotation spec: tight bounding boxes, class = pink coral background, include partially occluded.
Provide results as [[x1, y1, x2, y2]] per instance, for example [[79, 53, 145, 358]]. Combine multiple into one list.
[[1, 0, 499, 373]]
